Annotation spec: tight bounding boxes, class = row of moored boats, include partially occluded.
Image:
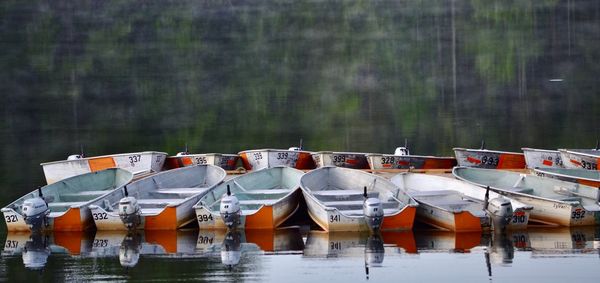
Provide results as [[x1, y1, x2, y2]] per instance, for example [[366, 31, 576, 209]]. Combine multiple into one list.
[[3, 144, 600, 234]]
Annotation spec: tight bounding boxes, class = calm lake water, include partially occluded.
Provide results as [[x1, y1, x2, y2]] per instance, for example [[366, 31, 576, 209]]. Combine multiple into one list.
[[2, 0, 600, 281], [2, 227, 600, 282]]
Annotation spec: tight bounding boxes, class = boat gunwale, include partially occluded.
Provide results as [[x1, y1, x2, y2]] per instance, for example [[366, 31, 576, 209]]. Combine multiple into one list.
[[238, 149, 313, 155], [365, 153, 456, 159], [452, 167, 594, 206], [559, 148, 600, 158], [521, 148, 560, 154], [533, 168, 600, 183], [168, 153, 239, 158], [453, 148, 524, 156], [40, 151, 168, 166]]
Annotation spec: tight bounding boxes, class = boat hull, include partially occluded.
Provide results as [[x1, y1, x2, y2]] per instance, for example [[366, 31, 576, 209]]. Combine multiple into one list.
[[2, 169, 133, 232], [366, 154, 456, 170], [415, 202, 484, 232], [300, 167, 418, 232], [454, 148, 526, 169], [195, 190, 300, 230], [239, 149, 315, 170], [88, 165, 226, 230], [311, 152, 370, 169], [41, 151, 167, 184], [560, 149, 600, 170], [164, 154, 239, 171], [522, 148, 564, 169], [453, 167, 600, 226]]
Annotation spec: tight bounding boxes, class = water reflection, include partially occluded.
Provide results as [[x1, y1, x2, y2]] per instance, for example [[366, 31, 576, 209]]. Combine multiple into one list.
[[1, 227, 600, 278], [196, 228, 305, 268]]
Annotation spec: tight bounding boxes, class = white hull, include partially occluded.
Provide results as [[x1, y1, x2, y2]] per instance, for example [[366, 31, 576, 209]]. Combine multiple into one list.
[[239, 149, 315, 170], [560, 149, 600, 170], [41, 151, 167, 184], [522, 148, 564, 169], [165, 153, 239, 170], [311, 151, 370, 169]]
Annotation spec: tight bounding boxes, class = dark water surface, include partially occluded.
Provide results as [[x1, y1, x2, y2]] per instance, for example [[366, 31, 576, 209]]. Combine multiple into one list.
[[2, 0, 600, 281], [2, 227, 600, 282]]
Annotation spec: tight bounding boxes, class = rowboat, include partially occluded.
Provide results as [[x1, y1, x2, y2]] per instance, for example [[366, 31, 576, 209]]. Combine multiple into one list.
[[453, 167, 600, 226], [41, 151, 167, 184], [311, 151, 370, 169], [194, 166, 304, 230], [238, 148, 315, 170], [390, 173, 532, 231], [164, 152, 240, 170], [454, 147, 526, 169], [300, 166, 418, 232], [559, 149, 600, 170], [366, 147, 456, 170], [522, 148, 564, 169], [533, 168, 600, 187], [1, 168, 133, 232], [88, 164, 226, 230]]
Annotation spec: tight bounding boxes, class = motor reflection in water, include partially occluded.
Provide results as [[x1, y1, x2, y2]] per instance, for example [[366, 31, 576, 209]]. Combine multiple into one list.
[[196, 227, 305, 268]]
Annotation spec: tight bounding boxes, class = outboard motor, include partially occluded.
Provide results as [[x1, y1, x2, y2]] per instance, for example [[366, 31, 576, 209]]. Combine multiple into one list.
[[22, 188, 50, 231], [119, 232, 142, 268], [363, 187, 384, 232], [22, 233, 50, 270], [221, 231, 242, 268], [220, 185, 241, 229], [483, 186, 513, 231], [394, 147, 410, 156], [67, 154, 83, 160], [118, 187, 141, 230], [288, 147, 301, 151]]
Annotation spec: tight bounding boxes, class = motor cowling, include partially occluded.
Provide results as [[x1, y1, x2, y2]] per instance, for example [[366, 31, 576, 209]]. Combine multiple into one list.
[[363, 198, 384, 232], [487, 197, 513, 230], [118, 197, 141, 230], [220, 193, 241, 229], [67, 154, 83, 160], [22, 197, 49, 231], [394, 147, 410, 156]]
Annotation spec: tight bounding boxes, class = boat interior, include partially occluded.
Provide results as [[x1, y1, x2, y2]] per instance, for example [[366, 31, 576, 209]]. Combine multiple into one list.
[[197, 167, 303, 215]]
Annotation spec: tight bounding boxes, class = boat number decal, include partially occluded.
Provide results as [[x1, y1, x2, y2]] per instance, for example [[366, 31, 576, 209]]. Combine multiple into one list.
[[277, 152, 289, 159], [195, 157, 207, 164], [330, 242, 342, 250], [93, 212, 108, 220], [329, 214, 341, 222], [253, 153, 263, 161], [511, 215, 526, 224], [571, 209, 586, 219], [93, 239, 109, 248], [155, 155, 162, 163], [512, 234, 528, 248], [381, 156, 395, 164], [332, 155, 346, 163], [481, 156, 499, 166], [129, 155, 142, 166], [4, 215, 17, 223], [4, 240, 18, 249], [197, 214, 214, 222], [580, 160, 597, 170], [198, 236, 214, 244]]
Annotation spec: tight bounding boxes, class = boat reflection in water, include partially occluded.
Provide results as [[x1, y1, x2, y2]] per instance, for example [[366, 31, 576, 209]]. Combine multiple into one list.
[[196, 227, 305, 268], [415, 231, 482, 253], [3, 231, 94, 270], [90, 230, 198, 268], [509, 226, 600, 256], [303, 230, 416, 279]]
